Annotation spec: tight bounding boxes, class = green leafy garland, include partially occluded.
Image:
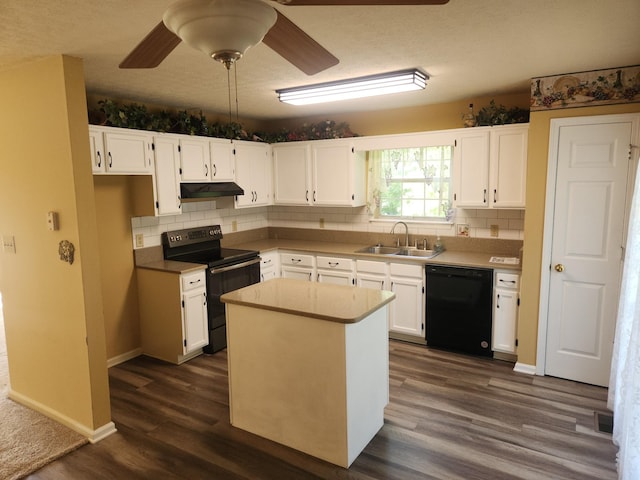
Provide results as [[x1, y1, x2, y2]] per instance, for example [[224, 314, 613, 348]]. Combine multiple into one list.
[[89, 99, 358, 143]]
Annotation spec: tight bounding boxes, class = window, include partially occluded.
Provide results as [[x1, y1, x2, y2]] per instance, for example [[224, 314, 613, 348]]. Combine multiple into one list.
[[368, 145, 453, 221]]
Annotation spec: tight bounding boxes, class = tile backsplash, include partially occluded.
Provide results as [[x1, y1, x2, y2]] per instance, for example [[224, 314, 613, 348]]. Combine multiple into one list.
[[131, 202, 524, 250]]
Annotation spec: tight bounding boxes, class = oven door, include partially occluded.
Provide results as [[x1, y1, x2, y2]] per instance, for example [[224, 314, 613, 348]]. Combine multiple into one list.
[[205, 257, 261, 353]]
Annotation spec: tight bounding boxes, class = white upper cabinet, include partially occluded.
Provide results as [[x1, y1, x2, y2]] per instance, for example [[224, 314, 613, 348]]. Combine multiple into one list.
[[234, 140, 272, 208], [153, 135, 182, 216], [210, 138, 235, 181], [312, 139, 365, 207], [91, 126, 154, 174], [489, 125, 528, 208], [452, 124, 528, 209], [452, 130, 490, 207], [272, 142, 312, 205], [179, 136, 211, 182], [272, 139, 365, 207]]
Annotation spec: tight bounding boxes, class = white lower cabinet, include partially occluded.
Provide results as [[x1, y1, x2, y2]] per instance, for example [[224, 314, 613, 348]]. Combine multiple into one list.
[[316, 256, 355, 286], [356, 260, 388, 291], [137, 268, 208, 365], [388, 263, 425, 338], [260, 251, 280, 282], [280, 252, 315, 282], [181, 270, 209, 354], [492, 270, 520, 354]]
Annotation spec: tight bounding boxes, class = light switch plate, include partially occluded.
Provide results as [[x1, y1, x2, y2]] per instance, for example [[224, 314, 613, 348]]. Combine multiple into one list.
[[490, 224, 499, 237], [135, 234, 144, 248], [2, 235, 16, 254]]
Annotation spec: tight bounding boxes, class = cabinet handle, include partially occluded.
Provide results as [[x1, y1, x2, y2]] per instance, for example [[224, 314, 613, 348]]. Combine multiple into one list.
[[496, 293, 500, 308], [483, 189, 487, 203], [313, 191, 317, 202], [499, 279, 517, 285], [203, 292, 207, 306], [306, 190, 309, 202], [263, 259, 272, 265], [108, 152, 113, 168], [493, 189, 497, 203], [189, 278, 202, 285], [212, 164, 217, 177], [291, 258, 301, 263], [328, 261, 339, 267], [204, 164, 209, 177], [96, 151, 102, 168]]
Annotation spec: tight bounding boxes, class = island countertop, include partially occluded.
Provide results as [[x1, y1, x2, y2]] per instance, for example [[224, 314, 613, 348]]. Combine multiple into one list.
[[221, 278, 395, 324]]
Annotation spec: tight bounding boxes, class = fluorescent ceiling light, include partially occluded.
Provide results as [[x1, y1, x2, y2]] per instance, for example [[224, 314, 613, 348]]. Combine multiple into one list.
[[276, 69, 428, 106]]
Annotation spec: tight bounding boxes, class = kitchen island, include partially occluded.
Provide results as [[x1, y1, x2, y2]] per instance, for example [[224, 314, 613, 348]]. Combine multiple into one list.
[[221, 278, 395, 468]]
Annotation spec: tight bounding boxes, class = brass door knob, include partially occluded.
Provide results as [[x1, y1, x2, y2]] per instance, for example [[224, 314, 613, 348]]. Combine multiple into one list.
[[554, 264, 565, 272]]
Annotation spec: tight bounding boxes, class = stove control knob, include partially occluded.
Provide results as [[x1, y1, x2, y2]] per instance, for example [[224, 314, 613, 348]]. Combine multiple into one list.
[[176, 235, 182, 241]]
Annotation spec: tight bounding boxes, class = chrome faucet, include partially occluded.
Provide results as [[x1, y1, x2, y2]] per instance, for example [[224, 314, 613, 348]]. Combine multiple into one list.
[[391, 221, 409, 247]]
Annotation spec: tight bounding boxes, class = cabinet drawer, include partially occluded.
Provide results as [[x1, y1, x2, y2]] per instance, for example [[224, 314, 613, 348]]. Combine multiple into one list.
[[356, 260, 388, 275], [316, 256, 353, 271], [181, 270, 206, 292], [280, 253, 314, 268], [389, 262, 423, 278], [495, 272, 520, 290]]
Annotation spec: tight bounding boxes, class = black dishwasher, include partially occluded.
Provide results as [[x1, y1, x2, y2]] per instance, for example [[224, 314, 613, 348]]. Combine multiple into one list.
[[425, 264, 493, 357]]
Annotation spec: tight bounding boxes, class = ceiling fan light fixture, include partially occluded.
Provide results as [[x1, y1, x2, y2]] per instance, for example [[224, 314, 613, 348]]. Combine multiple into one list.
[[162, 0, 277, 64], [276, 69, 428, 105]]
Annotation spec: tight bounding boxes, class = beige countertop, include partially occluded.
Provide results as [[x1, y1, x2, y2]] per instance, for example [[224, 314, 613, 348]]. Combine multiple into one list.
[[135, 259, 207, 274], [221, 278, 396, 324], [231, 239, 521, 271]]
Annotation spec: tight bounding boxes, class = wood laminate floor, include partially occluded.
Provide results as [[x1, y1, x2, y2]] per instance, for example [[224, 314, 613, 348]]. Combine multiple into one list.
[[28, 341, 618, 479]]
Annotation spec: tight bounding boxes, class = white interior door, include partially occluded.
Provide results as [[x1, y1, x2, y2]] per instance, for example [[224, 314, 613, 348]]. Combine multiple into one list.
[[544, 117, 633, 387]]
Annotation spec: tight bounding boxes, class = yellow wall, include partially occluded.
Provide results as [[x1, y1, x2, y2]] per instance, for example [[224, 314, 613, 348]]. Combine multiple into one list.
[[517, 102, 640, 366], [0, 56, 111, 434], [266, 92, 531, 136], [93, 176, 143, 360]]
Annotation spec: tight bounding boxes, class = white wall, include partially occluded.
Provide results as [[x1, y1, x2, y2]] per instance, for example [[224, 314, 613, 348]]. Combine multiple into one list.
[[131, 203, 524, 249]]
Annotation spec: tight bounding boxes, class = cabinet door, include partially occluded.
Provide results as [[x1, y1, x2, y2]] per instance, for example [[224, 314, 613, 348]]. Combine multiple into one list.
[[317, 270, 354, 285], [452, 131, 490, 207], [273, 143, 312, 205], [180, 137, 211, 181], [281, 266, 314, 281], [89, 126, 105, 173], [489, 125, 528, 208], [104, 129, 154, 174], [357, 273, 387, 291], [210, 139, 235, 181], [153, 136, 182, 216], [312, 141, 357, 206], [234, 141, 272, 208], [182, 287, 208, 354], [492, 287, 518, 353], [389, 275, 424, 337]]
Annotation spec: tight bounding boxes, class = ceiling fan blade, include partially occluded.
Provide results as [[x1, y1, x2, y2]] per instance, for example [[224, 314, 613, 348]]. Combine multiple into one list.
[[262, 10, 339, 75], [276, 0, 449, 5], [119, 21, 181, 69]]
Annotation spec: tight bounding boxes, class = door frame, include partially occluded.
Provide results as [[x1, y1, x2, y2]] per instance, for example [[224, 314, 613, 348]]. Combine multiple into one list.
[[536, 113, 640, 376]]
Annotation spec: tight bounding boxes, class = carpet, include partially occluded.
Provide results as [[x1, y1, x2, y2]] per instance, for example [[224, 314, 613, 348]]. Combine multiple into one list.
[[0, 299, 88, 480]]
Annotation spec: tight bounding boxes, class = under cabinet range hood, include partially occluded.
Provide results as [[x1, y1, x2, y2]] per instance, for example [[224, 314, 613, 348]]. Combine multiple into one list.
[[180, 182, 244, 201]]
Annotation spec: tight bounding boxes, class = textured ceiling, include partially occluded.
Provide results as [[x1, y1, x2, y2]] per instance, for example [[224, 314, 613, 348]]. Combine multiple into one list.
[[1, 0, 639, 121]]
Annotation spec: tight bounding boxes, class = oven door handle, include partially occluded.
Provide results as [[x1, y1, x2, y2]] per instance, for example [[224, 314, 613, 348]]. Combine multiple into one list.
[[210, 257, 261, 275]]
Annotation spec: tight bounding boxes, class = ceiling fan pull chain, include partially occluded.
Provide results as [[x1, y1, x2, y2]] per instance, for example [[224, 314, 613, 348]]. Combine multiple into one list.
[[226, 67, 232, 125], [234, 62, 239, 123]]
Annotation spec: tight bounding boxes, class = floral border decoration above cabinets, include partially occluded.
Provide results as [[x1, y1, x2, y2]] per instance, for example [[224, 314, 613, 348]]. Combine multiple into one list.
[[530, 65, 640, 111]]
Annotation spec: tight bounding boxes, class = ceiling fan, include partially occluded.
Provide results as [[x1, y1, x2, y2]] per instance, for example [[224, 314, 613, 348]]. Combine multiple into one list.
[[119, 0, 450, 75]]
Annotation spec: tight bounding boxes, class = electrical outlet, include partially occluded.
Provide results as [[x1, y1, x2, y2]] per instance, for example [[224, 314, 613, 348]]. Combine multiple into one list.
[[232, 220, 238, 232], [490, 224, 499, 237], [135, 234, 144, 248], [319, 218, 325, 228]]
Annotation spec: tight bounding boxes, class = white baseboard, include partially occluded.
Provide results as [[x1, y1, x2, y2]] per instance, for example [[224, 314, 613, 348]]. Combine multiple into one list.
[[8, 389, 117, 443], [107, 347, 142, 368], [513, 362, 537, 375]]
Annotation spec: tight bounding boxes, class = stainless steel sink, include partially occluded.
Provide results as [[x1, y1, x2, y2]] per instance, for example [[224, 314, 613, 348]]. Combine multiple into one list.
[[355, 245, 441, 259], [395, 248, 440, 259], [355, 245, 401, 255]]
